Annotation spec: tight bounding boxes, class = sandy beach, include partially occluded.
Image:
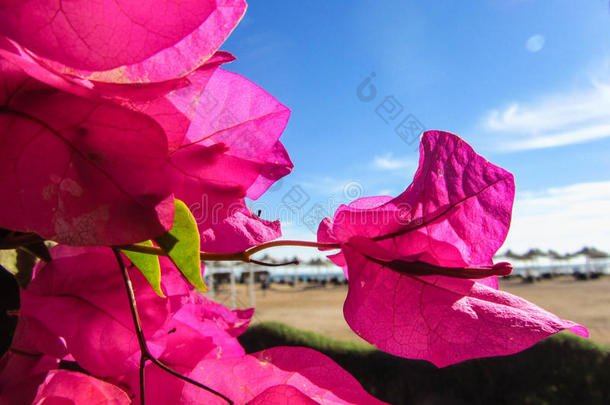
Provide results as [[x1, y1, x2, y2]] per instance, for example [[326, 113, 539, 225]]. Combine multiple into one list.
[[211, 276, 610, 346]]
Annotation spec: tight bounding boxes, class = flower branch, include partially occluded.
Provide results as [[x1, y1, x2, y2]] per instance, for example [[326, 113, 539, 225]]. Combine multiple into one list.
[[116, 239, 340, 264], [112, 248, 234, 405]]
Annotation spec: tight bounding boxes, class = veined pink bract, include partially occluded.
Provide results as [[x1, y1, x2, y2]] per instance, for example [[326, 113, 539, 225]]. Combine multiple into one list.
[[318, 130, 588, 366], [0, 0, 247, 83], [0, 59, 174, 246]]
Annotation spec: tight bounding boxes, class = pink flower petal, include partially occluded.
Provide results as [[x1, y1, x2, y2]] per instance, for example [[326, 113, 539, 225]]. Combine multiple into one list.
[[322, 131, 514, 268], [10, 315, 68, 360], [0, 60, 173, 245], [158, 294, 252, 367], [0, 0, 246, 82], [21, 246, 171, 376], [174, 173, 282, 252], [116, 362, 191, 405], [167, 67, 292, 199], [21, 245, 252, 384], [318, 196, 394, 278], [318, 131, 587, 365], [476, 275, 499, 290], [248, 385, 320, 405], [185, 293, 254, 338], [342, 246, 588, 367], [0, 52, 289, 250], [107, 271, 253, 403], [165, 68, 292, 252], [0, 352, 59, 405], [181, 346, 388, 404], [31, 370, 130, 405], [0, 37, 197, 106], [127, 53, 235, 150]]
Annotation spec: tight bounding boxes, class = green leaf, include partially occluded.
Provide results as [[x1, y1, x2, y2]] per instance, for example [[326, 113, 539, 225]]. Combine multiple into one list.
[[155, 199, 207, 291], [122, 240, 164, 297]]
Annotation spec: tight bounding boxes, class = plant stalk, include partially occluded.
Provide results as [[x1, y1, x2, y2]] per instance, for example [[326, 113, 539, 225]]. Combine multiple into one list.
[[112, 248, 233, 405]]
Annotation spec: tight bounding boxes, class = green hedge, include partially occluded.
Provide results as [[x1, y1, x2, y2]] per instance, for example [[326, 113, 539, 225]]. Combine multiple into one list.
[[239, 321, 610, 405]]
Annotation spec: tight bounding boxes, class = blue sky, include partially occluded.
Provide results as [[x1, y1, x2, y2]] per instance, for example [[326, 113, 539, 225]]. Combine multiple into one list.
[[222, 0, 610, 259]]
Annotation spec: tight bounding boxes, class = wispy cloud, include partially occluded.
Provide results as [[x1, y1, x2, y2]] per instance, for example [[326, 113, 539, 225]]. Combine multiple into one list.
[[372, 153, 414, 171], [377, 188, 395, 196], [503, 181, 610, 253], [300, 176, 360, 196], [481, 79, 610, 151]]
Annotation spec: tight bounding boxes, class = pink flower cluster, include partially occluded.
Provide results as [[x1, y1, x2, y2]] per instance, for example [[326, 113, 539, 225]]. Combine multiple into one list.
[[0, 1, 385, 402], [0, 247, 384, 404], [0, 0, 289, 250], [0, 1, 588, 404]]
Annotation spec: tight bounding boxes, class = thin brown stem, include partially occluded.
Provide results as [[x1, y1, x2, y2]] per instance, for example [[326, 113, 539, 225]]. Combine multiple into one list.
[[114, 249, 147, 349], [244, 239, 340, 255], [149, 357, 234, 402], [202, 251, 250, 262], [116, 239, 340, 264], [112, 248, 233, 405], [250, 259, 299, 267]]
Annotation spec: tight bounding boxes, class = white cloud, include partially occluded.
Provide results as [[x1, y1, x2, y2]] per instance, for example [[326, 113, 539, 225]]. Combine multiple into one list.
[[481, 79, 610, 151], [372, 153, 414, 171], [377, 188, 395, 196], [300, 176, 361, 196], [502, 181, 610, 254], [525, 34, 545, 53]]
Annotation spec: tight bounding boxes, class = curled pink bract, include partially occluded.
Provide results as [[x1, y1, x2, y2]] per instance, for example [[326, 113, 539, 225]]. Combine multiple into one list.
[[318, 130, 588, 366], [0, 0, 247, 83], [248, 385, 320, 405], [165, 67, 292, 252], [167, 68, 292, 198], [320, 131, 514, 268]]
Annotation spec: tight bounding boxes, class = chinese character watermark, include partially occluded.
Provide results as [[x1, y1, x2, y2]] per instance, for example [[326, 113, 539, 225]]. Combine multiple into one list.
[[356, 72, 426, 149]]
